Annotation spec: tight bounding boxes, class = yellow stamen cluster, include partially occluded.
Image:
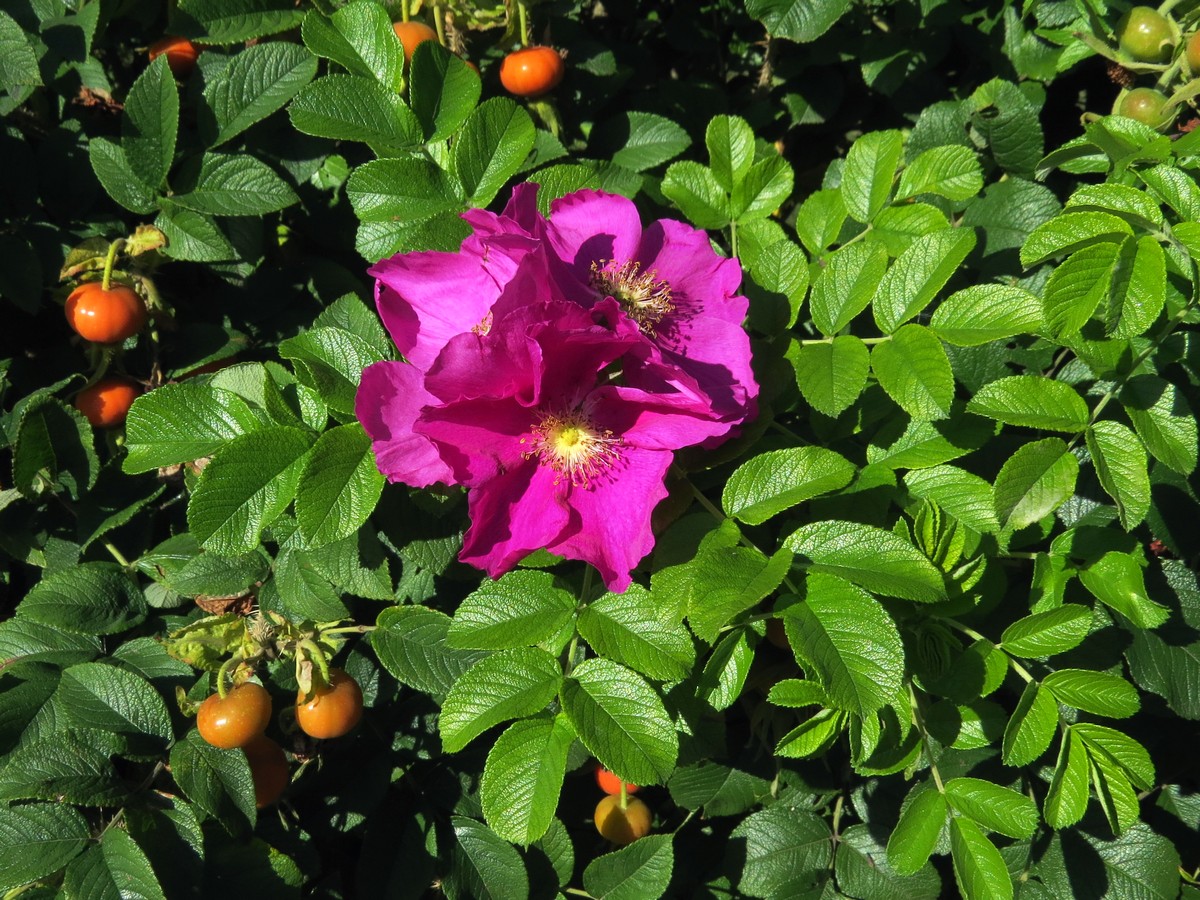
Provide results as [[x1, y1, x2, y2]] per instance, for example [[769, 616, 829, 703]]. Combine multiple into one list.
[[521, 410, 621, 487], [589, 259, 674, 334]]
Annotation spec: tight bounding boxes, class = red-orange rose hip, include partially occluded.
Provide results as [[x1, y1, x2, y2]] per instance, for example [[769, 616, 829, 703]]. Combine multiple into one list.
[[499, 46, 565, 98], [595, 766, 639, 796], [244, 735, 289, 808], [148, 35, 199, 78], [393, 21, 438, 62], [65, 282, 147, 344], [295, 669, 363, 739], [74, 378, 140, 428], [196, 682, 273, 750]]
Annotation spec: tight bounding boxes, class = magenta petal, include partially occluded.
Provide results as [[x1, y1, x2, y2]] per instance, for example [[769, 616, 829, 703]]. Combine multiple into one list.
[[549, 446, 672, 592], [544, 191, 644, 283], [656, 316, 759, 421], [356, 361, 455, 487], [459, 463, 571, 579], [418, 398, 534, 485], [369, 251, 503, 370], [590, 385, 732, 450], [638, 220, 749, 326]]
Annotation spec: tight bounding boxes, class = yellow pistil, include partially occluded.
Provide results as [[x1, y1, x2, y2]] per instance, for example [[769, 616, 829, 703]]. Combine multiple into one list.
[[589, 259, 674, 334], [521, 410, 621, 487]]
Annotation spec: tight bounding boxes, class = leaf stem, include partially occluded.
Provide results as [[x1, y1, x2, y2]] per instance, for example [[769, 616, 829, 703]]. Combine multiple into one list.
[[100, 238, 125, 292], [516, 0, 530, 47], [103, 540, 131, 569], [432, 3, 446, 45], [907, 683, 945, 793]]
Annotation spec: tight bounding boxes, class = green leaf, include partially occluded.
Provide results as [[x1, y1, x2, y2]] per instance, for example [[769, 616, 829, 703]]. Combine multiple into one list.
[[1020, 212, 1132, 267], [289, 74, 423, 148], [841, 130, 903, 223], [871, 324, 955, 419], [1066, 183, 1163, 231], [1074, 722, 1155, 790], [346, 157, 464, 222], [789, 334, 870, 417], [1043, 669, 1139, 718], [0, 11, 41, 95], [411, 41, 481, 142], [1139, 164, 1200, 220], [1041, 242, 1122, 337], [203, 42, 317, 146], [560, 657, 678, 786], [300, 1, 403, 89], [1001, 681, 1057, 766], [783, 574, 905, 714], [1120, 375, 1197, 475], [89, 137, 158, 214], [809, 240, 889, 336], [949, 817, 1012, 900], [447, 570, 577, 651], [734, 154, 793, 223], [446, 817, 529, 900], [794, 188, 846, 254], [731, 804, 832, 897], [63, 829, 168, 900], [1000, 605, 1092, 658], [122, 55, 179, 190], [583, 834, 673, 900], [837, 824, 942, 900], [278, 326, 388, 418], [1106, 236, 1165, 339], [0, 620, 101, 671], [993, 437, 1079, 532], [1086, 421, 1150, 531], [774, 707, 845, 759], [480, 713, 574, 845], [175, 0, 305, 43], [660, 161, 729, 229], [1089, 744, 1140, 834], [667, 762, 772, 816], [874, 227, 977, 334], [968, 376, 1089, 432], [452, 97, 537, 206], [0, 733, 125, 805], [785, 520, 947, 603], [697, 629, 754, 711], [169, 730, 255, 829], [440, 647, 562, 752], [187, 427, 314, 555], [17, 562, 145, 636], [904, 465, 1000, 533], [679, 545, 792, 644], [0, 803, 90, 895], [944, 777, 1038, 839], [896, 145, 983, 202], [56, 662, 173, 746], [1078, 551, 1168, 629], [13, 396, 98, 500], [1045, 729, 1090, 829], [372, 605, 487, 697], [123, 381, 263, 473], [294, 423, 384, 549], [722, 446, 855, 525], [767, 679, 831, 709], [603, 111, 691, 173], [744, 0, 850, 41], [578, 585, 695, 682], [155, 201, 235, 262], [929, 284, 1044, 346], [705, 115, 754, 193], [172, 153, 298, 216], [872, 203, 951, 256]]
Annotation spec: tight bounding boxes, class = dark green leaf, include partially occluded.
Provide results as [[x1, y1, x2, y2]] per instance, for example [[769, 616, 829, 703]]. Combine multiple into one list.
[[440, 647, 562, 752]]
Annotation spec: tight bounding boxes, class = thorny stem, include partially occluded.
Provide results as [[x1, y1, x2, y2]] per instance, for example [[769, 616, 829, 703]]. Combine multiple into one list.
[[516, 0, 530, 47], [432, 3, 446, 45], [907, 683, 945, 793], [100, 238, 124, 292]]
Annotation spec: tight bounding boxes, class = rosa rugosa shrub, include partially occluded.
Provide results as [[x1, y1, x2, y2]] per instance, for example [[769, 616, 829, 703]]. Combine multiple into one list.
[[1, 0, 1198, 897]]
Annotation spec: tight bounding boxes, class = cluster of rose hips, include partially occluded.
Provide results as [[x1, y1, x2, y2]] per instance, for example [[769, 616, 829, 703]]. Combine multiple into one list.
[[148, 8, 566, 100], [592, 765, 652, 845], [195, 669, 364, 808], [64, 276, 148, 429], [1108, 5, 1200, 130]]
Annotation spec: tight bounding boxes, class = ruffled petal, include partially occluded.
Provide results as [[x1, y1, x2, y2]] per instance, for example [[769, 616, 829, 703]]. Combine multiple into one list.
[[459, 462, 571, 578], [638, 219, 748, 326], [355, 361, 455, 487], [418, 397, 534, 485], [548, 446, 672, 592], [542, 191, 645, 298]]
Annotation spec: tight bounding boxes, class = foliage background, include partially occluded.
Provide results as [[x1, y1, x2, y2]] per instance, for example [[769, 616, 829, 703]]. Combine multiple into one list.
[[1, 0, 1199, 897]]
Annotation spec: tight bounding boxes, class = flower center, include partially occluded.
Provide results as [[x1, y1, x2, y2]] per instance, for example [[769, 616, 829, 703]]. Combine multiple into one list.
[[589, 259, 674, 334], [521, 410, 621, 487]]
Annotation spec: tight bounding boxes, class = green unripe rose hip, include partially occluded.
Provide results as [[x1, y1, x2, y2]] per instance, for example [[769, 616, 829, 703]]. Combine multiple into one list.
[[1115, 6, 1175, 63]]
